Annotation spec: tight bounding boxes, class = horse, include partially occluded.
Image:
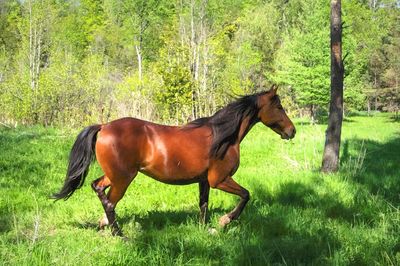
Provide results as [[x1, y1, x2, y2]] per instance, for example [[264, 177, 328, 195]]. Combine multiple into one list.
[[52, 86, 296, 236]]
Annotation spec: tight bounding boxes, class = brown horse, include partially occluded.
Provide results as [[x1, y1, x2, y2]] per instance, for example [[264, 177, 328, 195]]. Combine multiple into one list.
[[53, 86, 295, 236]]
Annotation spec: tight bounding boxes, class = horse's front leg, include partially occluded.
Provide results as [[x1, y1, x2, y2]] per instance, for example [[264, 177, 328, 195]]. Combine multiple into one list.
[[214, 176, 250, 227], [199, 180, 210, 223]]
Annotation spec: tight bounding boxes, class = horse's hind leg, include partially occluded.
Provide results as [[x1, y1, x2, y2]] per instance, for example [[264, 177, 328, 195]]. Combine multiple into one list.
[[91, 176, 111, 230], [92, 173, 136, 236], [105, 173, 136, 236]]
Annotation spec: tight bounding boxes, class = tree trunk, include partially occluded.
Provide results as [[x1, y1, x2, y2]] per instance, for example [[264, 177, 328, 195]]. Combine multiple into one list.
[[28, 0, 43, 123], [310, 104, 315, 124], [135, 44, 142, 84], [322, 0, 344, 173], [367, 99, 371, 116]]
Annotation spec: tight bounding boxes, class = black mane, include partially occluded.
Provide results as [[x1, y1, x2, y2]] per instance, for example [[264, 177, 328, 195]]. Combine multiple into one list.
[[187, 91, 268, 159]]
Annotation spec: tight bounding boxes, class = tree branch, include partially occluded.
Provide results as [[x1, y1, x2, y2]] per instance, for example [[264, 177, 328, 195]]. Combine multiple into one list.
[[343, 52, 349, 63], [0, 122, 12, 128]]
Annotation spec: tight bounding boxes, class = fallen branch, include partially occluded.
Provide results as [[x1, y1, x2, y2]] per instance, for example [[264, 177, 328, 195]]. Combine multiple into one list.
[[0, 121, 12, 128]]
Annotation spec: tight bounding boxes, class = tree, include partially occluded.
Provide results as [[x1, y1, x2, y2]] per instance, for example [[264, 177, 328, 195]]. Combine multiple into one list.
[[321, 0, 344, 173], [0, 0, 398, 127], [272, 1, 330, 122]]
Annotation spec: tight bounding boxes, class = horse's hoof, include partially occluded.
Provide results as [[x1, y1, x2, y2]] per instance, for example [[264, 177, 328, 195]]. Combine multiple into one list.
[[98, 215, 109, 230], [117, 235, 129, 241], [111, 228, 123, 237], [219, 214, 231, 227], [208, 228, 218, 235]]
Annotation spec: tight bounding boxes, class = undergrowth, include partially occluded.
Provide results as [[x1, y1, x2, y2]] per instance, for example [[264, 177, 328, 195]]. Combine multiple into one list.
[[0, 113, 399, 265]]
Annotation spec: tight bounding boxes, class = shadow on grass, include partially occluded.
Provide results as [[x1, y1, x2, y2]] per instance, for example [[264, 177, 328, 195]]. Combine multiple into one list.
[[343, 117, 356, 123], [341, 136, 400, 206], [109, 141, 400, 265], [104, 181, 342, 265], [3, 126, 399, 264], [0, 128, 58, 188], [0, 127, 46, 145], [120, 209, 200, 230], [243, 181, 341, 264], [390, 114, 400, 122], [0, 205, 12, 233], [63, 167, 395, 265], [0, 129, 56, 234]]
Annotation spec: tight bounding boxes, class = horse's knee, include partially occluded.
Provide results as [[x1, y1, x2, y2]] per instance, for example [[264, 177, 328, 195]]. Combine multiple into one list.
[[242, 188, 250, 201]]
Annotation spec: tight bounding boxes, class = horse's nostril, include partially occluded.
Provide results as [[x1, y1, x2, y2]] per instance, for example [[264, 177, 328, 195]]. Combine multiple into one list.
[[289, 127, 296, 138]]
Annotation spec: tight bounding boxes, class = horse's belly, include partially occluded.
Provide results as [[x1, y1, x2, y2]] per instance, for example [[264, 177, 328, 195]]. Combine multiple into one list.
[[139, 159, 208, 185], [138, 124, 211, 184], [139, 169, 206, 185]]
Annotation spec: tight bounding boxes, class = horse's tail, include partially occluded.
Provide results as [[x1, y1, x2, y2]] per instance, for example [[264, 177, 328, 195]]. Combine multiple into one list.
[[52, 124, 102, 200]]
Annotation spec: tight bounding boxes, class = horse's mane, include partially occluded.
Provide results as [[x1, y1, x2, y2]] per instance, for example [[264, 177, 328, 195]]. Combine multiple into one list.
[[186, 91, 269, 159]]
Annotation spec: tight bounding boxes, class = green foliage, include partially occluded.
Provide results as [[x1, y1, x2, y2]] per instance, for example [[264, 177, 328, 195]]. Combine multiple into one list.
[[341, 0, 387, 111], [115, 68, 161, 119], [0, 0, 399, 125], [0, 0, 20, 57], [273, 1, 330, 112], [155, 43, 193, 122], [231, 3, 280, 91], [1, 115, 399, 264]]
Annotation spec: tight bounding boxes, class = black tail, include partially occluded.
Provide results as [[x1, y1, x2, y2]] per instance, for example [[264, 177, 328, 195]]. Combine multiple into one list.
[[52, 124, 102, 200]]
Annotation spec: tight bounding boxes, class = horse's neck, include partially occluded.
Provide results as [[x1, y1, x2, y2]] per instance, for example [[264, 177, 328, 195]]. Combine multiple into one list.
[[238, 115, 258, 143]]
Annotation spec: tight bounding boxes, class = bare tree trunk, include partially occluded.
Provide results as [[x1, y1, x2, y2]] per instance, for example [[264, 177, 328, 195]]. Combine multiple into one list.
[[322, 0, 344, 173], [190, 0, 197, 119], [370, 0, 378, 10], [28, 0, 43, 123], [35, 23, 42, 88], [202, 41, 209, 116], [310, 104, 315, 124], [135, 44, 142, 84], [29, 0, 33, 89], [367, 99, 371, 115], [198, 0, 206, 118], [374, 74, 378, 110]]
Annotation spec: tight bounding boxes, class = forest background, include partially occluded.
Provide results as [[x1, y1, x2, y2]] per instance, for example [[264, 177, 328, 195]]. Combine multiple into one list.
[[1, 1, 400, 264], [0, 0, 399, 127]]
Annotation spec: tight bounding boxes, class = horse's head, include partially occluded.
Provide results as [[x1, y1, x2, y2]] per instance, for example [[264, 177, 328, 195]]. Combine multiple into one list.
[[257, 85, 296, 140]]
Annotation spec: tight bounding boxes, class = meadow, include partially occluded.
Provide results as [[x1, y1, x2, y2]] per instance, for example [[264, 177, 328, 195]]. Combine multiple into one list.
[[0, 114, 399, 265]]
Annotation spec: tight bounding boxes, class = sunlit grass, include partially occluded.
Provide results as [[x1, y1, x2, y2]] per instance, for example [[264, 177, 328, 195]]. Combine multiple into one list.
[[1, 113, 399, 265]]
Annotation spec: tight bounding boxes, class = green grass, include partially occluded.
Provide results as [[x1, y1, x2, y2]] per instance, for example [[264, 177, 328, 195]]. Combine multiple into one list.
[[0, 114, 399, 265]]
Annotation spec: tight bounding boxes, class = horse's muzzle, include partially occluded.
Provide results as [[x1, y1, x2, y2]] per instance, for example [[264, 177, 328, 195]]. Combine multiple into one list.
[[281, 127, 296, 140]]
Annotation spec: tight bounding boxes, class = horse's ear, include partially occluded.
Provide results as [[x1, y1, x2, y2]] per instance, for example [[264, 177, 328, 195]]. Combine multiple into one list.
[[270, 84, 278, 94]]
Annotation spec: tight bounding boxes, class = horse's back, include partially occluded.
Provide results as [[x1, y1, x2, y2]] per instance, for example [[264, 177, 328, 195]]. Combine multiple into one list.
[[95, 117, 212, 183]]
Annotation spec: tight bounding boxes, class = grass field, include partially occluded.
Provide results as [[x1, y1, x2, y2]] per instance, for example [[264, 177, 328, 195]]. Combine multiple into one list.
[[0, 114, 399, 265]]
